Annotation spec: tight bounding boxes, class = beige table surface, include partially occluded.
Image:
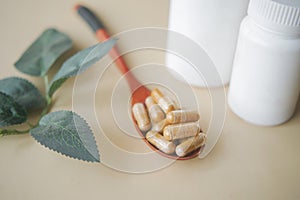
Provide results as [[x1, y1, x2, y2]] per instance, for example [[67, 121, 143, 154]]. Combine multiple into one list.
[[1, 0, 300, 199]]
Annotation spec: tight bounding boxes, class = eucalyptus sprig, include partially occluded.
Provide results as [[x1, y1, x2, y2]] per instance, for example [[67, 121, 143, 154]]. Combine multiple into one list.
[[0, 28, 116, 162]]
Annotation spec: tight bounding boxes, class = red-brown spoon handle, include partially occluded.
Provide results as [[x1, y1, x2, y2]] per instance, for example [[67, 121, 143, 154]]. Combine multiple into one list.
[[75, 4, 142, 91]]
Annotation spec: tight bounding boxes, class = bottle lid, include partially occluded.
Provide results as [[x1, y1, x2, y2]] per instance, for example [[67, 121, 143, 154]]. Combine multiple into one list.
[[248, 0, 300, 35]]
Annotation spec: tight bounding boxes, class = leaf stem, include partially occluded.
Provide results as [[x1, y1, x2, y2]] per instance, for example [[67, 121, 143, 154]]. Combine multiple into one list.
[[40, 98, 52, 118], [40, 75, 52, 118], [0, 128, 30, 137], [44, 75, 49, 92], [26, 121, 35, 128]]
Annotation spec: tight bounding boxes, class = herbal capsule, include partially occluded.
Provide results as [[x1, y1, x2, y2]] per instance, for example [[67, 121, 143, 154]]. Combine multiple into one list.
[[173, 137, 190, 146], [176, 133, 206, 157], [152, 119, 169, 133], [145, 96, 165, 123], [146, 130, 176, 154], [163, 122, 200, 140], [151, 88, 175, 113], [177, 137, 192, 144], [167, 110, 200, 124], [132, 103, 151, 132], [151, 88, 164, 102]]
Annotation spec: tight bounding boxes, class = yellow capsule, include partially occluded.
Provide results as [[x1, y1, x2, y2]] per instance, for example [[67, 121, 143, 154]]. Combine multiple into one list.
[[151, 88, 164, 103], [151, 88, 175, 113], [163, 122, 200, 140], [146, 130, 176, 154], [173, 137, 189, 146], [132, 103, 151, 132], [166, 110, 200, 124], [177, 137, 192, 144], [151, 119, 169, 133], [158, 96, 175, 113], [176, 133, 206, 157], [145, 96, 165, 123]]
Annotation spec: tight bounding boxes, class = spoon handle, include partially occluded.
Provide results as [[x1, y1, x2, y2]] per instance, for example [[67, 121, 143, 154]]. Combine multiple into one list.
[[75, 4, 141, 91]]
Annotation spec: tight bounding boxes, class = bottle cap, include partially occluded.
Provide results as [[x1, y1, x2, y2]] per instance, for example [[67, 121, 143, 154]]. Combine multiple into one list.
[[248, 0, 300, 35]]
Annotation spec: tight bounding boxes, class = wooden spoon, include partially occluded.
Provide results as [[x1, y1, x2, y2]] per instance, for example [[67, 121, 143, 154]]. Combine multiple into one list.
[[75, 5, 202, 160]]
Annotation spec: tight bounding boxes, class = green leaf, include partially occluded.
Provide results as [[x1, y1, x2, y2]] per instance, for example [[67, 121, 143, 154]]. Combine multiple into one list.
[[0, 92, 27, 127], [15, 28, 72, 76], [30, 111, 100, 162], [0, 77, 46, 111], [48, 39, 116, 97]]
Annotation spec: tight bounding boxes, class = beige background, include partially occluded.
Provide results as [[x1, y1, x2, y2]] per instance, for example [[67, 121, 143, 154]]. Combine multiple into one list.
[[1, 0, 300, 199]]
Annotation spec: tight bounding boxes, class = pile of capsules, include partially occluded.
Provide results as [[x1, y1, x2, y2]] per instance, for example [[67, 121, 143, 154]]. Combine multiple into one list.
[[132, 88, 206, 157]]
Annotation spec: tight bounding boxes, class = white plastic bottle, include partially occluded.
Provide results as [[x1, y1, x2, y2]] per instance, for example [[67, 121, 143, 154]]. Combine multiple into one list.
[[166, 0, 249, 87], [228, 0, 300, 126]]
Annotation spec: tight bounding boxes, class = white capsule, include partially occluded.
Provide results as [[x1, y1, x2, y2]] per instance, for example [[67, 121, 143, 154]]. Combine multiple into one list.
[[158, 96, 175, 114], [151, 119, 169, 133], [146, 130, 176, 154], [176, 133, 206, 157], [132, 103, 151, 132], [145, 96, 165, 123], [166, 110, 200, 124], [163, 122, 200, 140], [151, 88, 175, 113]]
